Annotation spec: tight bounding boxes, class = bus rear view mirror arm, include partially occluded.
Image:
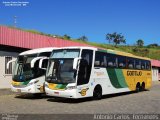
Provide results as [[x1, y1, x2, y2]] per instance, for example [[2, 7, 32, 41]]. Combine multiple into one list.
[[73, 57, 81, 70], [7, 59, 16, 69], [30, 57, 44, 68], [39, 57, 49, 70]]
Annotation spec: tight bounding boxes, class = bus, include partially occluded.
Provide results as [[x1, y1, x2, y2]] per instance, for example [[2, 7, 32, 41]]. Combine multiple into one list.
[[44, 47, 152, 99], [7, 47, 56, 96]]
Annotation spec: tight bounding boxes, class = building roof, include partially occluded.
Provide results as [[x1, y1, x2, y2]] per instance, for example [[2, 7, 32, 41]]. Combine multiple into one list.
[[151, 59, 160, 67], [0, 26, 88, 49]]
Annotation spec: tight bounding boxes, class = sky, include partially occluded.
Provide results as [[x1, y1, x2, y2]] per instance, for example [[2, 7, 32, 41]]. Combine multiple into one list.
[[0, 0, 160, 45]]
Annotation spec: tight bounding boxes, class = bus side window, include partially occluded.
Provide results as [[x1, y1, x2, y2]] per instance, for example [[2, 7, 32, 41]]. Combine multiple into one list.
[[146, 61, 151, 70], [107, 53, 117, 68], [94, 51, 101, 67], [94, 51, 107, 67], [118, 56, 126, 68], [126, 57, 134, 69], [108, 62, 113, 67], [95, 61, 100, 66], [141, 60, 145, 70], [103, 56, 107, 67], [135, 59, 141, 69]]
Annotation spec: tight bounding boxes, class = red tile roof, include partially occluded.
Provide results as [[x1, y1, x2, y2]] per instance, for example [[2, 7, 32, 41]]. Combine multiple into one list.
[[151, 59, 160, 67], [0, 26, 88, 49]]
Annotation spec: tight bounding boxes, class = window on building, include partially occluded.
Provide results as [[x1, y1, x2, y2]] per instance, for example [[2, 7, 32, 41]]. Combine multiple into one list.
[[5, 56, 12, 74]]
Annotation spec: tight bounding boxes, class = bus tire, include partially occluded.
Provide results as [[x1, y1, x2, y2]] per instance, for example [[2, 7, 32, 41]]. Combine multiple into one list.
[[141, 82, 145, 91], [93, 85, 102, 100], [135, 83, 140, 92]]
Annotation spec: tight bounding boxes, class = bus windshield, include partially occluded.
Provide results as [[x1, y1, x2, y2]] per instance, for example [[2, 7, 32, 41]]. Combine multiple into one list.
[[13, 54, 45, 82], [46, 49, 80, 84]]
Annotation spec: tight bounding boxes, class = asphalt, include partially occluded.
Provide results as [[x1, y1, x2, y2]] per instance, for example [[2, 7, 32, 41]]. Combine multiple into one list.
[[0, 81, 159, 120]]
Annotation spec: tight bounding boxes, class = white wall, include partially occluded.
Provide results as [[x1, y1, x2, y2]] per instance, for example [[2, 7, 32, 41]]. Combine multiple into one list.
[[0, 51, 18, 88], [152, 68, 159, 81]]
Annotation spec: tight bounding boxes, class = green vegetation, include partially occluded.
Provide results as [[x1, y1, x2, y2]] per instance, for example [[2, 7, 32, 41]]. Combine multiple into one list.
[[106, 32, 126, 47], [2, 25, 160, 60], [136, 39, 144, 47], [77, 35, 88, 42]]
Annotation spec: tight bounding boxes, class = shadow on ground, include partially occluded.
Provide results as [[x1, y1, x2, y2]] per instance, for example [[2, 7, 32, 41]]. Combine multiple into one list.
[[15, 94, 54, 100], [47, 90, 148, 104]]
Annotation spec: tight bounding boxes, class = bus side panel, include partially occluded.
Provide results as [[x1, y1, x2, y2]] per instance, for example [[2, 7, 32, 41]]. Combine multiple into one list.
[[78, 68, 130, 98], [77, 68, 152, 98], [122, 69, 152, 91]]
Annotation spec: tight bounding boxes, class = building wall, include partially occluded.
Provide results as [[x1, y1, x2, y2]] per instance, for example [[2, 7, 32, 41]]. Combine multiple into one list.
[[152, 67, 159, 81], [0, 51, 18, 88]]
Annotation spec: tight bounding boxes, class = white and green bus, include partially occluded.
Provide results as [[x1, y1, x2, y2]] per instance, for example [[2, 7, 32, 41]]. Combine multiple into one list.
[[45, 47, 152, 99], [7, 47, 56, 96]]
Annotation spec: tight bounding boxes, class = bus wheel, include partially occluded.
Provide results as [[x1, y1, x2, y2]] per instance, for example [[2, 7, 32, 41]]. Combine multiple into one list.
[[141, 82, 145, 91], [135, 83, 140, 92], [93, 85, 102, 100]]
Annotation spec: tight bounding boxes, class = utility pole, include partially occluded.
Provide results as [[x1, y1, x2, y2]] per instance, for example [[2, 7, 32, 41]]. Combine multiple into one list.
[[14, 16, 17, 27]]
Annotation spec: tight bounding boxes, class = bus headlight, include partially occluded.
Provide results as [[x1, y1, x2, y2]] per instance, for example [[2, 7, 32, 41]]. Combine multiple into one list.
[[65, 86, 76, 90], [27, 80, 39, 86]]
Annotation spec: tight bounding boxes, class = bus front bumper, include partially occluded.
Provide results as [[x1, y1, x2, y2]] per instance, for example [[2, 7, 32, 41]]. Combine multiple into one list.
[[45, 87, 77, 98], [11, 84, 42, 94]]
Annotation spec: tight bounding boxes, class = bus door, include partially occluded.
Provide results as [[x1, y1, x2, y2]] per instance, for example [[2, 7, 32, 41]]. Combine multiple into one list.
[[76, 49, 93, 97]]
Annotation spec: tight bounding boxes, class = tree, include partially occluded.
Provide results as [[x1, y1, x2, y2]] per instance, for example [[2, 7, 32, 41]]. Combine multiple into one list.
[[136, 39, 144, 47], [147, 43, 158, 48], [106, 32, 126, 47], [78, 35, 88, 42], [63, 34, 71, 40]]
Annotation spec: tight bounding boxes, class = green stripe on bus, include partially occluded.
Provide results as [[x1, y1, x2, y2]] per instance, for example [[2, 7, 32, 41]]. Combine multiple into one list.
[[55, 84, 63, 89], [22, 80, 31, 85], [106, 68, 122, 88], [115, 69, 128, 88], [59, 84, 67, 89]]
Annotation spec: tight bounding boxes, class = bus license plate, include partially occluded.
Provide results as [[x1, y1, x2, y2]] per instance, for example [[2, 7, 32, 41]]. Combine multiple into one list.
[[54, 92, 59, 95], [17, 89, 21, 93]]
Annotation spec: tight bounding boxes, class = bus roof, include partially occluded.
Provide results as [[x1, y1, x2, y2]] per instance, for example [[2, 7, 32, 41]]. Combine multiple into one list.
[[51, 46, 150, 60], [20, 47, 57, 55], [51, 46, 98, 51], [99, 48, 150, 60]]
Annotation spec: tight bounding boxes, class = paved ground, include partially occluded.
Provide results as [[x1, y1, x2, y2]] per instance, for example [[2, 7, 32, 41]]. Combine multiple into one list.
[[0, 81, 160, 114]]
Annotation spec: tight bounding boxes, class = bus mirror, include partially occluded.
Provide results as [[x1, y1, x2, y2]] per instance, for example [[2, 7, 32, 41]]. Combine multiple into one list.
[[39, 57, 49, 70], [30, 57, 44, 68], [7, 59, 16, 69], [73, 57, 81, 70]]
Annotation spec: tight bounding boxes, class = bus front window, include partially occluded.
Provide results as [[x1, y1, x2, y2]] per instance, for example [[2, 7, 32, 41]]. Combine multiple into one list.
[[12, 54, 45, 82], [13, 62, 34, 81], [46, 49, 80, 84]]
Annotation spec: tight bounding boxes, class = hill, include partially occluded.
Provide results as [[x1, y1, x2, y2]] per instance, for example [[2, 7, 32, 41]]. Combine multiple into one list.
[[85, 41, 160, 60], [3, 25, 160, 60]]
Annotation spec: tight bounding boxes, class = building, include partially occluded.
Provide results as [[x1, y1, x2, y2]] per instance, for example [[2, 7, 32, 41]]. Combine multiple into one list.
[[151, 60, 160, 81], [0, 26, 88, 88]]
